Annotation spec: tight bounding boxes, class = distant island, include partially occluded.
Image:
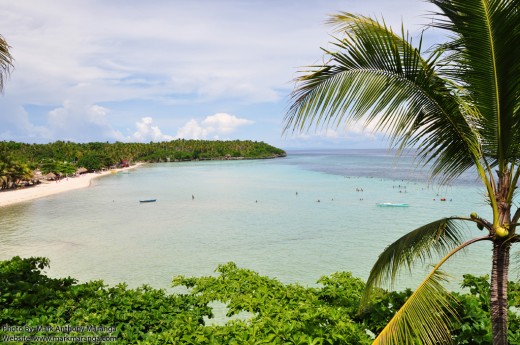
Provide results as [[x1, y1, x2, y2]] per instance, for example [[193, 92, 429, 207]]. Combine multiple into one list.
[[0, 140, 286, 191]]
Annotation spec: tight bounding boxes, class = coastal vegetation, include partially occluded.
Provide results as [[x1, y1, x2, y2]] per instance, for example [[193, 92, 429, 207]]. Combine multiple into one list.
[[285, 0, 520, 344], [0, 140, 285, 190], [1, 256, 519, 344]]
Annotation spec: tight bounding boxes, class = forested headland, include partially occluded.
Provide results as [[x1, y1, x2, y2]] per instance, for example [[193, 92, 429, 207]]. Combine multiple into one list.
[[0, 140, 286, 190]]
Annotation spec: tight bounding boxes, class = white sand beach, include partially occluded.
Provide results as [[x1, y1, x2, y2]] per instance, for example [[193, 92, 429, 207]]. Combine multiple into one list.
[[0, 163, 143, 208]]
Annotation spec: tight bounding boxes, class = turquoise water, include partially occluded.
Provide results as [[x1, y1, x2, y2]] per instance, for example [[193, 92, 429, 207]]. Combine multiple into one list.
[[0, 150, 497, 291]]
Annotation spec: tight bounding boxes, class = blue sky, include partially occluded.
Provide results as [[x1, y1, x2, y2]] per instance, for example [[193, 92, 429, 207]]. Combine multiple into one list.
[[0, 0, 442, 149]]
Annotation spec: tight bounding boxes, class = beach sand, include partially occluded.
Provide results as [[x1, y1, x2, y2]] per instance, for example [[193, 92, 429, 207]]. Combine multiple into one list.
[[0, 163, 143, 208]]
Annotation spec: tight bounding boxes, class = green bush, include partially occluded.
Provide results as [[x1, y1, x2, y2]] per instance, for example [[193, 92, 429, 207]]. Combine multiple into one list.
[[1, 257, 519, 344], [0, 257, 210, 344]]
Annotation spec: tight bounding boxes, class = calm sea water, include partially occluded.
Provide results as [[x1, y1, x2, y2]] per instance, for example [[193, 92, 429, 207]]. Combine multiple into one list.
[[0, 150, 500, 291]]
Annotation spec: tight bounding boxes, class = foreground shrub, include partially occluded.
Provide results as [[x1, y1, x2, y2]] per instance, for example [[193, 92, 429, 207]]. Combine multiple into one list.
[[1, 257, 519, 344]]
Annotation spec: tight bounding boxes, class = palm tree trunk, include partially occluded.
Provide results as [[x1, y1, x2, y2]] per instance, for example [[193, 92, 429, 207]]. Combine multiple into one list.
[[490, 239, 510, 345]]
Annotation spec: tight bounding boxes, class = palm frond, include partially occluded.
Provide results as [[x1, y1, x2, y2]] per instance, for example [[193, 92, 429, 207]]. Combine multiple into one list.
[[0, 35, 13, 93], [361, 217, 468, 306], [373, 270, 456, 345], [430, 0, 520, 165], [373, 236, 491, 345], [284, 12, 483, 185]]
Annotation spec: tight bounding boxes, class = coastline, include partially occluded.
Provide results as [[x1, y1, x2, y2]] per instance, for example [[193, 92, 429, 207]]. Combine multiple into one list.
[[0, 163, 144, 208]]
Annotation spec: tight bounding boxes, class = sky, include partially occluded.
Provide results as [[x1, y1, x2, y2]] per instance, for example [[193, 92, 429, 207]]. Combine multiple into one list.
[[0, 0, 443, 149]]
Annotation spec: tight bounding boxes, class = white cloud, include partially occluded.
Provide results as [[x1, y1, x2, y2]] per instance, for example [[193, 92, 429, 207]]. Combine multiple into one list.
[[202, 113, 254, 134], [48, 102, 108, 128], [132, 117, 174, 142], [0, 0, 441, 146], [45, 101, 124, 142], [175, 119, 209, 140], [0, 101, 51, 141], [289, 121, 380, 142], [176, 113, 254, 140]]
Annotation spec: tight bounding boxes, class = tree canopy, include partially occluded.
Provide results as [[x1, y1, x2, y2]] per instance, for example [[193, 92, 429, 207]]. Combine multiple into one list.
[[0, 140, 286, 190]]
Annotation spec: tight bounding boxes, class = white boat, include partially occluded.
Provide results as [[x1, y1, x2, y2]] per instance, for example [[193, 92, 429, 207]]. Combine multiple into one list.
[[376, 202, 409, 207]]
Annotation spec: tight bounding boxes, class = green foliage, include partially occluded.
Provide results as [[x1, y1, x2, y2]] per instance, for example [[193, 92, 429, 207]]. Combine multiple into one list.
[[3, 257, 518, 344], [0, 140, 285, 190], [0, 154, 33, 190], [77, 152, 112, 172], [0, 256, 211, 344], [39, 159, 76, 176], [0, 140, 285, 172], [170, 262, 372, 344], [450, 274, 520, 345], [0, 139, 286, 165], [358, 288, 412, 335]]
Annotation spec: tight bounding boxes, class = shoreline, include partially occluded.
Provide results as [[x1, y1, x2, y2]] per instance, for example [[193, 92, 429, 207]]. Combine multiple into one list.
[[0, 163, 144, 208]]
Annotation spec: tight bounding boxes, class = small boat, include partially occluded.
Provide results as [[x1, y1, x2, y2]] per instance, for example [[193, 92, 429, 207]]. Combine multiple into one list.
[[139, 199, 157, 203], [376, 202, 409, 207]]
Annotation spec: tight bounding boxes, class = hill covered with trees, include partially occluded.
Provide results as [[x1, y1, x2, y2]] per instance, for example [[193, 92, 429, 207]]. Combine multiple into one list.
[[0, 140, 286, 190]]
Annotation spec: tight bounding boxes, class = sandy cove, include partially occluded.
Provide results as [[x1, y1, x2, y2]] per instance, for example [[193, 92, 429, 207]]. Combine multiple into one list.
[[0, 163, 144, 208]]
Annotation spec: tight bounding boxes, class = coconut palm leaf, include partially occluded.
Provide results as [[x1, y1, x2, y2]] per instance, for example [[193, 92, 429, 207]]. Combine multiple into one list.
[[0, 35, 13, 92], [373, 270, 456, 345], [361, 217, 469, 306], [285, 12, 483, 186], [430, 0, 520, 164], [373, 236, 490, 345]]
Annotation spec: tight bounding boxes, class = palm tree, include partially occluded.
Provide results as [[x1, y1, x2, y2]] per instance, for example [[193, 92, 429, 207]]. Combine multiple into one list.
[[0, 155, 32, 190], [284, 0, 519, 344], [0, 34, 13, 92]]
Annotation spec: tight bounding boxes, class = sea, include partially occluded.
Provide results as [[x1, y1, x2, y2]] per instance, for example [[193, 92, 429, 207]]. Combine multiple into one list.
[[0, 149, 506, 292]]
